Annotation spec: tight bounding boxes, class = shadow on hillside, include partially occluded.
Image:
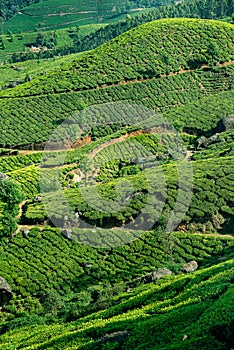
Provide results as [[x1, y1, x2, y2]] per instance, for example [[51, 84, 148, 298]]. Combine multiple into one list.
[[199, 244, 234, 268], [220, 216, 234, 235]]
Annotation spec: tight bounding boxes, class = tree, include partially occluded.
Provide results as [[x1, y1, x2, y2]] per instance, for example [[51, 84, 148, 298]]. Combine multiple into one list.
[[79, 157, 93, 184], [41, 290, 64, 318], [0, 178, 24, 238], [35, 32, 46, 47], [0, 178, 24, 209], [1, 212, 17, 236], [173, 120, 185, 152], [207, 41, 222, 66]]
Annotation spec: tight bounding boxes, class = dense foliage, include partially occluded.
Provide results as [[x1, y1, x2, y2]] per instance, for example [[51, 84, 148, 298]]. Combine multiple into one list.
[[0, 0, 39, 22], [6, 0, 234, 62], [0, 23, 107, 64], [0, 227, 233, 312], [0, 11, 233, 350], [0, 253, 233, 349], [1, 0, 173, 32], [72, 0, 234, 56], [0, 19, 233, 148], [0, 177, 24, 237], [0, 66, 233, 147], [2, 19, 233, 97], [18, 151, 234, 234]]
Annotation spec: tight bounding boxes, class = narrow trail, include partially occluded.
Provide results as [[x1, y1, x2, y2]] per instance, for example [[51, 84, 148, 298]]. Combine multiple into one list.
[[9, 128, 170, 162], [15, 224, 47, 235], [12, 127, 233, 240], [89, 129, 192, 161], [15, 218, 234, 240], [1, 60, 233, 100], [15, 192, 234, 241], [88, 134, 130, 160], [16, 200, 27, 220], [88, 127, 176, 159], [21, 10, 97, 18]]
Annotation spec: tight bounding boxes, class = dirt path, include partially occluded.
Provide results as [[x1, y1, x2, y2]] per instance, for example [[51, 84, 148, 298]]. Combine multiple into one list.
[[17, 200, 27, 220], [88, 128, 175, 160], [13, 130, 233, 240], [15, 221, 234, 240], [1, 60, 233, 100], [15, 224, 47, 235], [11, 128, 170, 160], [15, 196, 234, 240], [94, 60, 234, 91], [184, 150, 193, 161], [88, 134, 128, 159], [18, 149, 69, 155]]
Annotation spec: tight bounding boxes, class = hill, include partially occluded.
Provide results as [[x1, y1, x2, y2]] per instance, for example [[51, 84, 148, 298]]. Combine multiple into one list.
[[1, 0, 233, 64], [2, 18, 234, 97], [73, 0, 234, 56], [0, 246, 233, 349], [0, 0, 38, 23], [0, 24, 103, 63], [0, 18, 233, 148], [0, 0, 176, 64], [1, 0, 173, 33], [0, 51, 87, 88], [0, 16, 233, 350]]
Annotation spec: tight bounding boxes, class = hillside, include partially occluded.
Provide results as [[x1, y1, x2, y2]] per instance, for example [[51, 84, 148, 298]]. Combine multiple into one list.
[[0, 24, 103, 63], [2, 18, 234, 97], [1, 0, 173, 33], [0, 240, 233, 349], [1, 0, 233, 64], [0, 13, 233, 350], [0, 18, 233, 148], [0, 0, 38, 22], [0, 52, 87, 88], [0, 0, 180, 64], [73, 0, 234, 56]]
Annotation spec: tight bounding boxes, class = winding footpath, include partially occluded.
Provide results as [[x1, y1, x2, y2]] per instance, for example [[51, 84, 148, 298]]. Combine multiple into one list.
[[1, 60, 233, 99]]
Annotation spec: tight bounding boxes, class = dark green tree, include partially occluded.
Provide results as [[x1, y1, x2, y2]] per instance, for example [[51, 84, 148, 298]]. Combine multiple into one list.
[[0, 178, 24, 238], [207, 41, 222, 66], [173, 120, 185, 151], [0, 178, 24, 209]]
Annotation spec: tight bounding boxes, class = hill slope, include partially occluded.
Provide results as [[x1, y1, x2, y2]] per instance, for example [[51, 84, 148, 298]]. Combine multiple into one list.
[[1, 0, 233, 65], [0, 255, 233, 349], [1, 0, 174, 33], [72, 0, 234, 57], [0, 15, 233, 350], [2, 18, 233, 97], [0, 0, 38, 22], [0, 19, 233, 148]]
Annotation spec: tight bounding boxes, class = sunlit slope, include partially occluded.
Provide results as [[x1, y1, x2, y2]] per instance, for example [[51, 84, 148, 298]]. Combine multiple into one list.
[[0, 256, 233, 349], [0, 19, 233, 147], [0, 69, 233, 147], [1, 18, 234, 98], [1, 0, 151, 33]]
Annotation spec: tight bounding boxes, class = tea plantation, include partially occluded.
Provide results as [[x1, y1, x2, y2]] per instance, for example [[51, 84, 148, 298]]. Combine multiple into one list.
[[1, 0, 154, 33], [0, 19, 233, 148], [0, 253, 233, 349], [0, 12, 233, 350]]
